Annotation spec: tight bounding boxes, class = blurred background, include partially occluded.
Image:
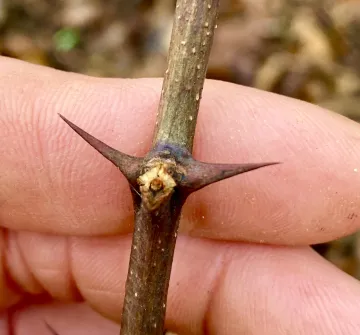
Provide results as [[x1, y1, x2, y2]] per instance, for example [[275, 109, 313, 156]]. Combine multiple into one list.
[[1, 0, 360, 278]]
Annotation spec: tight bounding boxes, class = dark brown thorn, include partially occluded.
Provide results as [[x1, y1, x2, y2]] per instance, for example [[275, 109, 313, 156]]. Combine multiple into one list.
[[59, 114, 143, 183], [181, 161, 280, 191], [44, 321, 59, 335]]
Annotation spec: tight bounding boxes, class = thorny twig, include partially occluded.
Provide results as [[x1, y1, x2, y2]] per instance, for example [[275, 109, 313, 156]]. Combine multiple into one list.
[[54, 0, 278, 334]]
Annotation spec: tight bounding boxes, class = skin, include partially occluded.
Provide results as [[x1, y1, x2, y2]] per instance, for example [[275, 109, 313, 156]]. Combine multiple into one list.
[[0, 56, 360, 334]]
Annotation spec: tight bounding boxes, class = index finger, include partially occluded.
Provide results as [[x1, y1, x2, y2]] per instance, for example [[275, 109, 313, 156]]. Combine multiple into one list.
[[0, 56, 359, 245]]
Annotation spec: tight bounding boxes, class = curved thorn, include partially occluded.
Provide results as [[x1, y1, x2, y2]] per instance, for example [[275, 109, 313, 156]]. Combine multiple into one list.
[[59, 114, 143, 182], [181, 161, 280, 191]]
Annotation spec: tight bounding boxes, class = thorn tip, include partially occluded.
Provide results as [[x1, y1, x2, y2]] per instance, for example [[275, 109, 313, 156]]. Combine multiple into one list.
[[182, 160, 280, 191], [58, 114, 143, 182]]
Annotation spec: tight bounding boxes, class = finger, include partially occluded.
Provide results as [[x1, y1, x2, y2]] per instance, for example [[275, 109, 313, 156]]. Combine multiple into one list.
[[0, 57, 359, 244], [1, 302, 119, 335], [3, 231, 360, 334]]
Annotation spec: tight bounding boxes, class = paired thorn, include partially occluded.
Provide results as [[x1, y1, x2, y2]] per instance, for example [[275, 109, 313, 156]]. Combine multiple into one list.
[[182, 161, 280, 191], [58, 114, 142, 183], [59, 115, 279, 193]]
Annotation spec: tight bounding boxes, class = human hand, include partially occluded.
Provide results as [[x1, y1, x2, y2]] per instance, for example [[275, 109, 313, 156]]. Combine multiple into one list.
[[0, 56, 360, 334]]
